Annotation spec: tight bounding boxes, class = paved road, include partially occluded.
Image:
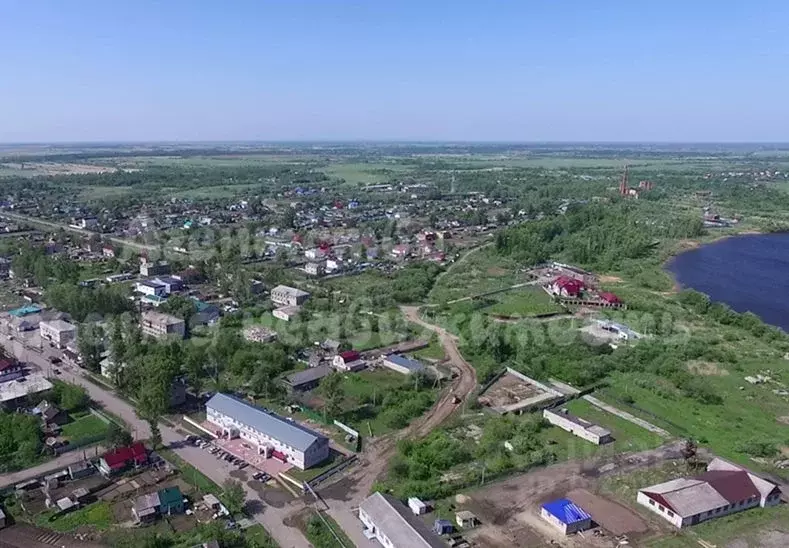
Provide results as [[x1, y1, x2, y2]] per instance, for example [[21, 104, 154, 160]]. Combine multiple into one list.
[[0, 445, 105, 490], [0, 334, 312, 548]]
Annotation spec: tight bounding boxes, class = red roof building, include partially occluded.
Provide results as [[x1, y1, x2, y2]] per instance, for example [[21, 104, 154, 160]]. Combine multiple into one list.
[[599, 292, 621, 305], [551, 276, 585, 298], [333, 350, 365, 372], [99, 442, 148, 475], [0, 358, 22, 380], [339, 350, 360, 362], [637, 458, 781, 528]]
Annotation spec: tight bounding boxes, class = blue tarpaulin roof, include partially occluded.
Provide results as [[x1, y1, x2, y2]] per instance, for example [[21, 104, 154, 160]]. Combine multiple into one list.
[[9, 304, 42, 317], [541, 499, 591, 525]]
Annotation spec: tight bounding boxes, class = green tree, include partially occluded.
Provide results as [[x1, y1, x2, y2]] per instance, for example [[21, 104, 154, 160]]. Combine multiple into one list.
[[105, 422, 133, 449], [56, 383, 89, 411], [319, 373, 344, 418], [77, 322, 104, 373], [222, 479, 246, 515]]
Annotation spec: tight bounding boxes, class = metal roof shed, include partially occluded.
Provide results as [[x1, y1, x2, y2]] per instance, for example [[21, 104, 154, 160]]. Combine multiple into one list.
[[540, 498, 592, 535]]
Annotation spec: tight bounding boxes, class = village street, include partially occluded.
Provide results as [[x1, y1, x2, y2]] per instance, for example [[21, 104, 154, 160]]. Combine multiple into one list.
[[0, 334, 312, 548]]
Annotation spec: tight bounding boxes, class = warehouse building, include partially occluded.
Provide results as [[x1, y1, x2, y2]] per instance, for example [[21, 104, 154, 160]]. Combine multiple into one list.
[[637, 458, 781, 528], [205, 393, 329, 470], [382, 354, 425, 375], [543, 408, 613, 445]]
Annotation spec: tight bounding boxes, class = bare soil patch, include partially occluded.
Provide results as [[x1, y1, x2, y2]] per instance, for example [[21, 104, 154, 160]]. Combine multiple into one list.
[[566, 488, 648, 536], [486, 266, 509, 277], [776, 416, 789, 425], [599, 275, 623, 283], [688, 360, 729, 376]]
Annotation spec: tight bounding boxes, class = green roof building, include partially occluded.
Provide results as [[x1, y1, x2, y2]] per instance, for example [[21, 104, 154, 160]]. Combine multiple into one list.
[[157, 486, 184, 515]]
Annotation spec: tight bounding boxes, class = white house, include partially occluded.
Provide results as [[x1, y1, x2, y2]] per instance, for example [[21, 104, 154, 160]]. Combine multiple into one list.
[[637, 458, 781, 528], [305, 261, 325, 277], [270, 285, 310, 307], [332, 351, 366, 372], [205, 393, 329, 470], [543, 408, 613, 445], [136, 280, 167, 297], [273, 306, 300, 322], [39, 319, 77, 348], [359, 492, 445, 548]]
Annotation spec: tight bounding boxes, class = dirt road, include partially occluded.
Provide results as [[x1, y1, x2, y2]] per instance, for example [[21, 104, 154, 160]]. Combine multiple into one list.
[[0, 212, 157, 253], [322, 305, 478, 546]]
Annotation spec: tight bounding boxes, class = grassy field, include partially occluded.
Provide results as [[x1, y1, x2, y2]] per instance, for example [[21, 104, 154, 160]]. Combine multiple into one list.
[[286, 449, 344, 482], [35, 501, 113, 532], [563, 398, 665, 452], [322, 162, 412, 185], [61, 413, 107, 443], [646, 504, 789, 547], [302, 511, 355, 548], [483, 286, 565, 317], [429, 247, 527, 304]]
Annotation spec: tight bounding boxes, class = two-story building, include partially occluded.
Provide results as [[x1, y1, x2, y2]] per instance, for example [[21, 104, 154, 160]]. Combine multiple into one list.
[[205, 393, 329, 470]]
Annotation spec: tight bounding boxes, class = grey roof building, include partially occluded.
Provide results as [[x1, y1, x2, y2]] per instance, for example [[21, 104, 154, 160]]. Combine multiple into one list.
[[382, 354, 425, 375], [359, 492, 445, 548], [284, 365, 333, 392], [205, 393, 329, 470]]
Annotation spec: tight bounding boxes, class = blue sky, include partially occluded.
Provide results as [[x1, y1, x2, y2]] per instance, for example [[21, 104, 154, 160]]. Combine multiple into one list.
[[1, 1, 787, 142]]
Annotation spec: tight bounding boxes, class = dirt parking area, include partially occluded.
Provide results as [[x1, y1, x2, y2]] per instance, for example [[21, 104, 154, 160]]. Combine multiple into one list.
[[566, 488, 647, 536], [457, 443, 684, 547]]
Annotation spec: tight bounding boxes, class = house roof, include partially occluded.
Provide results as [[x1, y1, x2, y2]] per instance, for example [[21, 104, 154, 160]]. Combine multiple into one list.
[[272, 285, 310, 298], [541, 498, 592, 525], [158, 486, 183, 507], [339, 350, 360, 362], [696, 470, 760, 504], [640, 459, 781, 518], [101, 442, 148, 469], [553, 276, 584, 291], [285, 365, 333, 387], [360, 492, 445, 548], [206, 393, 327, 453], [599, 292, 621, 303], [40, 319, 76, 333], [134, 492, 161, 513], [641, 478, 728, 517], [385, 354, 425, 373]]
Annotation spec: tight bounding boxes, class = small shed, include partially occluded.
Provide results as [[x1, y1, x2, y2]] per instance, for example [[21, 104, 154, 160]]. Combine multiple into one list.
[[540, 498, 592, 535], [408, 497, 427, 515], [433, 519, 454, 535], [456, 510, 479, 529]]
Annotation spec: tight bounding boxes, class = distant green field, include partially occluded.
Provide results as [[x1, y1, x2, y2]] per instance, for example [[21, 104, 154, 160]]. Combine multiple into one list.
[[322, 162, 412, 184]]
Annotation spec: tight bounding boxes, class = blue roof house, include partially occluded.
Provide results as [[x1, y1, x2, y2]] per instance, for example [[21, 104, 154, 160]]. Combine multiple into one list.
[[540, 498, 592, 535]]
